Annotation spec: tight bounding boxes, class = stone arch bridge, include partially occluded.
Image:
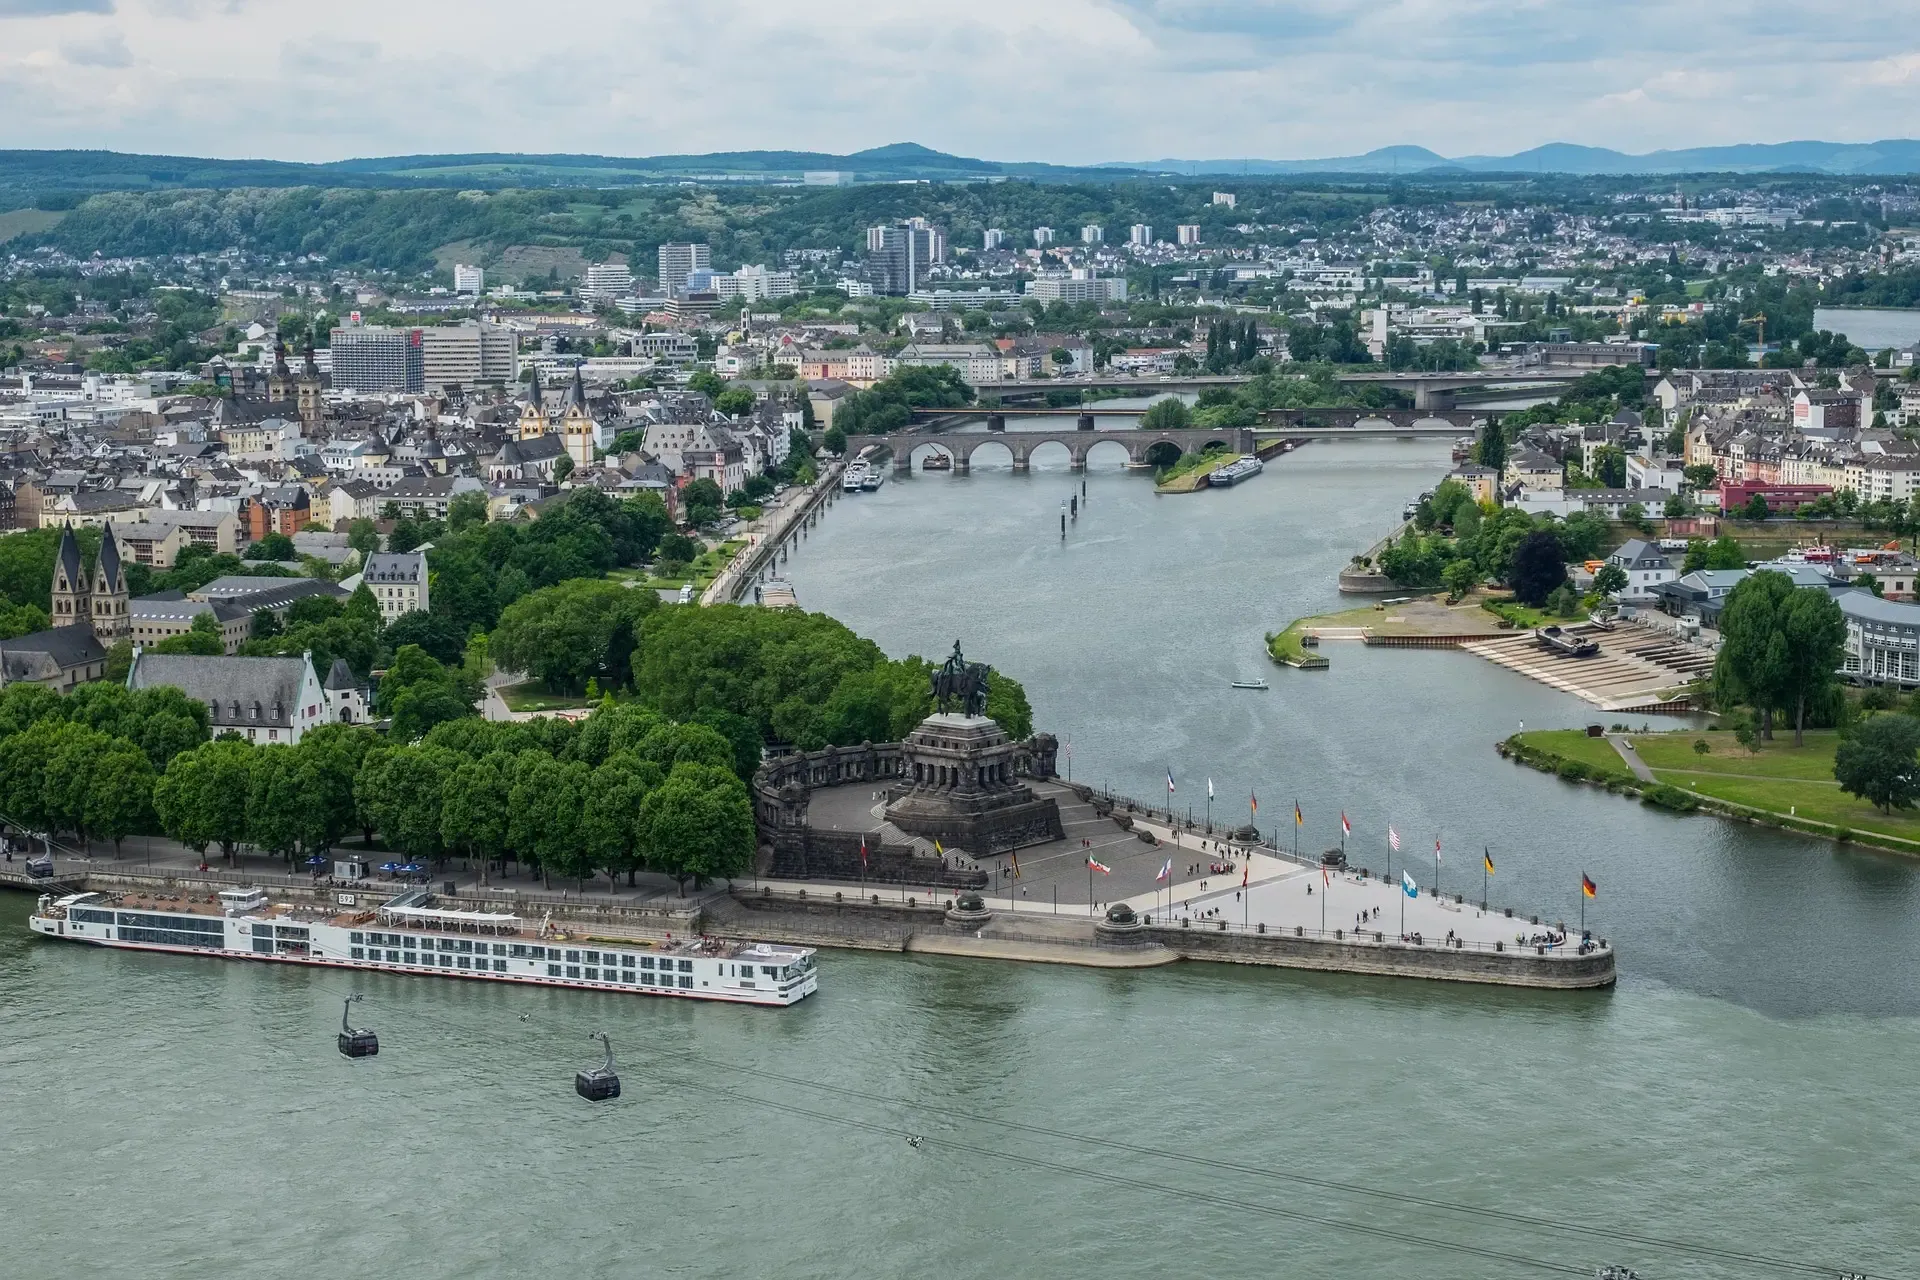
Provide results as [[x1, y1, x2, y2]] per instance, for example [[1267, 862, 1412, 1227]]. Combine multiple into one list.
[[852, 426, 1261, 475]]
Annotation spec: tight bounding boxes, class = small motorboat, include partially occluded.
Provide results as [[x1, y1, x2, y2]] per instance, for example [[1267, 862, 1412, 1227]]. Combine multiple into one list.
[[1231, 679, 1270, 690]]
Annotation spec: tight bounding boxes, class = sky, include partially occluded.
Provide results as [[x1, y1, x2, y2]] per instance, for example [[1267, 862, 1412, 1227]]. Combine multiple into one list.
[[3, 0, 1920, 163]]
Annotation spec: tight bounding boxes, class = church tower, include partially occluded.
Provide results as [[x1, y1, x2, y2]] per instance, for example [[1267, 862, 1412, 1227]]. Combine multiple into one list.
[[50, 522, 86, 629], [297, 343, 324, 433], [89, 521, 129, 642], [517, 371, 547, 442], [560, 366, 594, 469], [268, 339, 294, 404]]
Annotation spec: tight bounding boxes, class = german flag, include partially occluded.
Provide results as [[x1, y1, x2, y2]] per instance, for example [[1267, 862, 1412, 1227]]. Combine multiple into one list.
[[1483, 849, 1496, 876], [1294, 800, 1303, 827], [1581, 873, 1597, 898]]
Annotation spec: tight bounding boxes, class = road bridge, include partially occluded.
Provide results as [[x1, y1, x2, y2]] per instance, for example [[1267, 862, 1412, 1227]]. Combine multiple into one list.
[[851, 426, 1261, 475]]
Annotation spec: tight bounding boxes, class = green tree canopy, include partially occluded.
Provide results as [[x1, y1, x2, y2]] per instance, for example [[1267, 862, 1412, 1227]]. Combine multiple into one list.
[[1834, 714, 1920, 813]]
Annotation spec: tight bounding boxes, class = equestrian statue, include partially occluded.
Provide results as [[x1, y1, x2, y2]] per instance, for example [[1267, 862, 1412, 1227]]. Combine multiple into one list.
[[931, 641, 992, 719]]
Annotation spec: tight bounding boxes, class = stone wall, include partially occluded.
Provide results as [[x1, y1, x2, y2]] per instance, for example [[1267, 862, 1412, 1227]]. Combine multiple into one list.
[[1153, 922, 1616, 989]]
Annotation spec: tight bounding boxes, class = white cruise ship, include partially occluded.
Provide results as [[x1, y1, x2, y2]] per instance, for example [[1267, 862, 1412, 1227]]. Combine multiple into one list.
[[842, 460, 868, 491], [30, 885, 818, 1007]]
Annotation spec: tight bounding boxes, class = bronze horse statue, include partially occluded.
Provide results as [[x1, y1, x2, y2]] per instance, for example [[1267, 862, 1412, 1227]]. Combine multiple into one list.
[[931, 641, 992, 718]]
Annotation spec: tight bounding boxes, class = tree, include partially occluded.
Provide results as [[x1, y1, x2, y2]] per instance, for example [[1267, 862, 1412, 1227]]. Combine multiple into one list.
[[822, 425, 847, 456], [1714, 570, 1797, 739], [1683, 463, 1720, 493], [1592, 563, 1628, 596], [1507, 530, 1567, 606], [1775, 587, 1847, 746], [1442, 558, 1479, 602], [383, 611, 467, 666], [347, 518, 382, 560], [1141, 398, 1191, 431], [638, 762, 756, 893], [440, 751, 514, 872], [491, 578, 658, 693], [1473, 422, 1507, 476], [1834, 714, 1920, 813], [249, 531, 295, 561], [154, 739, 254, 863], [581, 751, 654, 884], [447, 490, 490, 533], [714, 387, 756, 418], [86, 741, 155, 855], [1744, 493, 1771, 521], [552, 453, 575, 485]]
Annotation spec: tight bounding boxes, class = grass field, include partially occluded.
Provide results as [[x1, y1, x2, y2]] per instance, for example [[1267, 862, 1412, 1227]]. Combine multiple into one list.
[[0, 209, 64, 243], [1527, 727, 1920, 850], [497, 682, 595, 713], [1512, 730, 1637, 782]]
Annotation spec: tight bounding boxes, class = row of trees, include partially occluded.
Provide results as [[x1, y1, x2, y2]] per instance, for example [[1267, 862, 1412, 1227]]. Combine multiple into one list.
[[1713, 570, 1848, 747]]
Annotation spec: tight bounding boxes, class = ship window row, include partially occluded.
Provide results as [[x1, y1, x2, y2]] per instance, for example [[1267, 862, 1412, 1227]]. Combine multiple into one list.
[[117, 912, 224, 937], [344, 934, 692, 973], [68, 907, 115, 925], [120, 925, 226, 949]]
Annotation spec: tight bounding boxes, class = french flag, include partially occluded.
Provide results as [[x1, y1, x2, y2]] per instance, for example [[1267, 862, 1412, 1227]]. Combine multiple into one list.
[[1156, 859, 1173, 882], [1166, 768, 1176, 795]]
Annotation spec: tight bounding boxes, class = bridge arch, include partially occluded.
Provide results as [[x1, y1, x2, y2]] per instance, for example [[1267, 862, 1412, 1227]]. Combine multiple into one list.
[[1142, 439, 1185, 469], [905, 440, 958, 472], [1084, 437, 1133, 470], [1026, 439, 1074, 472], [961, 438, 1016, 472]]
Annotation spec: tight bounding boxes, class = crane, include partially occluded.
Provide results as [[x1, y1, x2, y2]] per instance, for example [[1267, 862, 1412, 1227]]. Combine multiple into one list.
[[1740, 312, 1767, 350]]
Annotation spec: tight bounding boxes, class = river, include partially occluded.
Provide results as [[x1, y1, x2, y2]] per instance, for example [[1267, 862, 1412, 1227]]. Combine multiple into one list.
[[5, 440, 1917, 1279], [1814, 306, 1920, 352]]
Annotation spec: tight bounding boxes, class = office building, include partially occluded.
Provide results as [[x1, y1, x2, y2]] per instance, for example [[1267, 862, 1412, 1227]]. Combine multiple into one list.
[[1080, 225, 1104, 244], [863, 221, 948, 296], [1211, 192, 1237, 209], [983, 228, 1005, 251], [1025, 271, 1128, 304], [657, 242, 712, 297], [328, 326, 425, 394], [453, 263, 484, 295], [582, 262, 635, 300], [1129, 224, 1153, 247], [1177, 225, 1202, 246], [1033, 227, 1056, 247], [418, 322, 519, 390], [713, 265, 799, 302]]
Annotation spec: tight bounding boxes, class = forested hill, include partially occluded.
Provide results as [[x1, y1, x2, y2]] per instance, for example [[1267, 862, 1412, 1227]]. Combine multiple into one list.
[[5, 183, 1385, 276]]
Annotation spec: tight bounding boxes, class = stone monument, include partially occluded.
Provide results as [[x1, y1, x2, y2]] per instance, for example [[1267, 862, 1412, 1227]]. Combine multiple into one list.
[[883, 643, 1064, 854]]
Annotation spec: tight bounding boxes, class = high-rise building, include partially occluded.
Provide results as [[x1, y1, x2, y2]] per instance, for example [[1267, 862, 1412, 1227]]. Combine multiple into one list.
[[1177, 225, 1202, 246], [1080, 225, 1104, 244], [863, 221, 948, 296], [983, 228, 1005, 250], [453, 263, 484, 295], [582, 262, 635, 300], [1129, 224, 1153, 247], [657, 242, 712, 296], [1025, 272, 1129, 304], [1033, 227, 1056, 247], [328, 326, 425, 394], [1211, 192, 1237, 209], [418, 322, 519, 390], [713, 265, 799, 301]]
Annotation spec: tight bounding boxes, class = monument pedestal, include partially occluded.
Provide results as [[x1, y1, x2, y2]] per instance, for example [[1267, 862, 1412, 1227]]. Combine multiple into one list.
[[885, 713, 1063, 854]]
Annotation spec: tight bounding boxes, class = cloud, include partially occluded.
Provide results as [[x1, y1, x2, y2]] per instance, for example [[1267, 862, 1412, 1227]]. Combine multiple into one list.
[[61, 31, 131, 64], [1, 0, 1919, 163], [0, 0, 110, 12]]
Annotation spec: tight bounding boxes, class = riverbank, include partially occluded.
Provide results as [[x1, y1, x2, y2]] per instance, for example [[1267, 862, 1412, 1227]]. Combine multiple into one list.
[[1502, 727, 1920, 857], [1267, 591, 1508, 667], [1154, 451, 1244, 493]]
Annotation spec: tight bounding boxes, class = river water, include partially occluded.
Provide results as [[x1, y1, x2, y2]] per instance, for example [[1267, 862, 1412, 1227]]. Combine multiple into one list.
[[6, 439, 1918, 1279], [1814, 306, 1920, 352]]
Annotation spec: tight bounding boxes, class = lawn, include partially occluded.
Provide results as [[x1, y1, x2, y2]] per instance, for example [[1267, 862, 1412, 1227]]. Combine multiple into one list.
[[1623, 729, 1920, 849], [1512, 730, 1635, 782], [1156, 452, 1242, 493], [1631, 731, 1842, 782], [615, 539, 748, 592], [1266, 618, 1329, 667], [498, 682, 596, 713]]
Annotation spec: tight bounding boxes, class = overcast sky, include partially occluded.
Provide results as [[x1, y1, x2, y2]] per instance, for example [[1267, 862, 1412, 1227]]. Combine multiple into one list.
[[4, 0, 1920, 163]]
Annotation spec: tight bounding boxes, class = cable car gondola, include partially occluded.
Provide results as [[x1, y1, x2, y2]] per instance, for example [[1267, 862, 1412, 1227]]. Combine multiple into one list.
[[575, 1032, 620, 1101], [337, 994, 379, 1058]]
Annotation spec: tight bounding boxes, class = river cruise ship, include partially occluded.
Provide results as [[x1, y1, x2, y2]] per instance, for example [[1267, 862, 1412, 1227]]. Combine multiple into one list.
[[29, 885, 818, 1007]]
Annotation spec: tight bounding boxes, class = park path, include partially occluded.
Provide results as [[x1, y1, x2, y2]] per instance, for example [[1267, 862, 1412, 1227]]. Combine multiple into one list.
[[1605, 734, 1656, 782]]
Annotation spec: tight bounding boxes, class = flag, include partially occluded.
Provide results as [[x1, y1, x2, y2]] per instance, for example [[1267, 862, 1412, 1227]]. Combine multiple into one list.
[[1207, 777, 1214, 800], [934, 838, 944, 855], [1582, 873, 1597, 898], [1340, 812, 1351, 838], [1402, 871, 1419, 899], [1434, 836, 1442, 862], [1087, 857, 1112, 875], [1389, 826, 1400, 852], [1241, 862, 1249, 888], [1250, 791, 1258, 815], [859, 837, 868, 865], [1321, 863, 1330, 888], [1156, 858, 1172, 882], [1166, 768, 1175, 795], [1010, 850, 1021, 880], [1483, 849, 1495, 876], [1294, 801, 1303, 827]]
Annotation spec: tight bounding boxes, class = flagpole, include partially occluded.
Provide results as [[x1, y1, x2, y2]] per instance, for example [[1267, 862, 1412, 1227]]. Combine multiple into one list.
[[1482, 846, 1490, 911]]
